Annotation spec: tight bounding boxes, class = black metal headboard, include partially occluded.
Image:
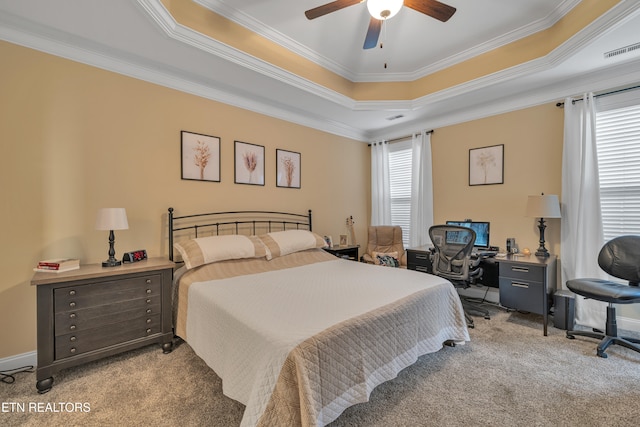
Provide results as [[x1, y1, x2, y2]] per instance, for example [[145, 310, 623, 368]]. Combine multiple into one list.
[[168, 208, 313, 261]]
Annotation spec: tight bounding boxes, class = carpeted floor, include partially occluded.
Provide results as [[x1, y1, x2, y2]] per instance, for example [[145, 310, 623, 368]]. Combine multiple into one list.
[[2, 307, 640, 426]]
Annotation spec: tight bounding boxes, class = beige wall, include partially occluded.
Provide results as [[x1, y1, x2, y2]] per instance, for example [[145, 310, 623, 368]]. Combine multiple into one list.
[[0, 41, 370, 359], [432, 105, 564, 255], [0, 40, 575, 361]]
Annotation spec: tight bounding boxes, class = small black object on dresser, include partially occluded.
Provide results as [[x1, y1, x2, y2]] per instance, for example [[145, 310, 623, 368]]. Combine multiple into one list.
[[31, 258, 174, 393]]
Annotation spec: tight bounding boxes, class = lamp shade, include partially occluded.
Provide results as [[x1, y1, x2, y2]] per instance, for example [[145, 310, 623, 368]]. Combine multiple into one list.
[[525, 195, 561, 218], [95, 208, 129, 230], [367, 0, 403, 20]]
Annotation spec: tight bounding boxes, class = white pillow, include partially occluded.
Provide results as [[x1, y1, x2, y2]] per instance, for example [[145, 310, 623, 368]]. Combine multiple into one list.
[[259, 230, 327, 260], [174, 234, 267, 269]]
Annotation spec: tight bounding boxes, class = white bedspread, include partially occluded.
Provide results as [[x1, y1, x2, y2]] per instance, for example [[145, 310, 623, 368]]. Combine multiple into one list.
[[185, 257, 469, 426]]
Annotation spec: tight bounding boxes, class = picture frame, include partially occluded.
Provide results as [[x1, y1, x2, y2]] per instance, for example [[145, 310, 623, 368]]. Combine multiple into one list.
[[276, 149, 301, 189], [469, 144, 504, 186], [180, 130, 220, 182], [234, 141, 265, 186], [339, 234, 348, 247]]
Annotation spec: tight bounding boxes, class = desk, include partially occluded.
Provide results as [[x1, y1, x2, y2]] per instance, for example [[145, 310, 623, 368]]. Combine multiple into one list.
[[406, 246, 557, 335], [406, 246, 498, 288], [498, 254, 557, 336]]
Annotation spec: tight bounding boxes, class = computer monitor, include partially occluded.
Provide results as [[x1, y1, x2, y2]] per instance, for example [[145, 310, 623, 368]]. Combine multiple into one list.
[[445, 220, 490, 249]]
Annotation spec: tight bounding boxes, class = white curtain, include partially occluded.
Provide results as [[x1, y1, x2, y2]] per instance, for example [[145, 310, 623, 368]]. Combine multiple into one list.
[[561, 92, 607, 328], [409, 130, 434, 247], [371, 141, 391, 225]]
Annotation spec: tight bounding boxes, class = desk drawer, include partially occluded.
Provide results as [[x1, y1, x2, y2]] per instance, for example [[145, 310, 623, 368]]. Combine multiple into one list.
[[407, 250, 431, 273], [499, 263, 544, 282], [499, 278, 544, 314]]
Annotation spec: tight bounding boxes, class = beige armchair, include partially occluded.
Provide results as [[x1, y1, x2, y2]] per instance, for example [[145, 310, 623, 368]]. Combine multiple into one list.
[[361, 225, 407, 267]]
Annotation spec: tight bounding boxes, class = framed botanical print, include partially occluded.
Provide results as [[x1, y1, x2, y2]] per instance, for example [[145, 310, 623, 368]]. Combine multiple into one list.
[[234, 141, 265, 185], [276, 149, 301, 189], [469, 144, 504, 186], [181, 131, 220, 182]]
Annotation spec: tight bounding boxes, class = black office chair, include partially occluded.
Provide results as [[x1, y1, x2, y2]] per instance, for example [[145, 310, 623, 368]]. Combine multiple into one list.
[[566, 235, 640, 358], [429, 225, 490, 328]]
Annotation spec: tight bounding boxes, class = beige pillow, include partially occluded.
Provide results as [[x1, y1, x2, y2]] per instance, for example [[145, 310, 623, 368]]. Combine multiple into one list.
[[174, 234, 267, 269], [259, 230, 327, 260], [372, 251, 400, 267]]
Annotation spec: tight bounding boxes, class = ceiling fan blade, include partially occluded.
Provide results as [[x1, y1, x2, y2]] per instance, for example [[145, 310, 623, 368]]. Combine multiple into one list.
[[404, 0, 457, 22], [363, 17, 382, 50], [305, 0, 363, 20]]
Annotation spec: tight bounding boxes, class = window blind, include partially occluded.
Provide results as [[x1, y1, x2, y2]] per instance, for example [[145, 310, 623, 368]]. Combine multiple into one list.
[[596, 102, 640, 241], [388, 140, 412, 247]]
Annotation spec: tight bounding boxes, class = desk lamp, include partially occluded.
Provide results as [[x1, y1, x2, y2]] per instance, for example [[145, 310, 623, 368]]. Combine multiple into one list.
[[95, 208, 129, 267], [526, 194, 561, 257]]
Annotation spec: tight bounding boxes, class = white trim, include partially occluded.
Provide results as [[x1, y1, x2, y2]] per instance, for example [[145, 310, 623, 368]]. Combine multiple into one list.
[[0, 351, 37, 372], [193, 0, 582, 83]]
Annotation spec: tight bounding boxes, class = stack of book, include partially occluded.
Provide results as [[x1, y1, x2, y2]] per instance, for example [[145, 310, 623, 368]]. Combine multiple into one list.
[[34, 258, 80, 273]]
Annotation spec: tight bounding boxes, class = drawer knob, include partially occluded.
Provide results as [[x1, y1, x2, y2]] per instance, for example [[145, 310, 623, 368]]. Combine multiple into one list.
[[70, 347, 76, 354], [146, 318, 152, 324], [146, 299, 151, 304], [69, 290, 76, 296], [70, 325, 76, 331], [70, 336, 76, 342], [146, 279, 152, 284], [69, 302, 76, 308], [146, 328, 152, 334], [146, 308, 152, 314], [146, 289, 152, 294], [69, 313, 76, 319]]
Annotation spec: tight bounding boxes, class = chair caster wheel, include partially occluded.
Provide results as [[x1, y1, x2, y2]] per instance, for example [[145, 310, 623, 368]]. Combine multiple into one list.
[[484, 316, 490, 320], [597, 350, 608, 358], [566, 334, 575, 340]]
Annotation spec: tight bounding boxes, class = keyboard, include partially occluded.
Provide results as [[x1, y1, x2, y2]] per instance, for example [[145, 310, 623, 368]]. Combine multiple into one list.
[[473, 250, 498, 257]]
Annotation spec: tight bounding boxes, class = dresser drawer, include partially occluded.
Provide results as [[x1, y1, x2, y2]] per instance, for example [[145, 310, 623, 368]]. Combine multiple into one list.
[[54, 274, 161, 312], [499, 277, 544, 314], [407, 250, 432, 273], [55, 314, 162, 360], [499, 262, 544, 282], [55, 298, 161, 336]]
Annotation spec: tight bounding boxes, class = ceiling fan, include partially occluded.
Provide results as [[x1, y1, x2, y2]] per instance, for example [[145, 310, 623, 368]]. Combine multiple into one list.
[[305, 0, 457, 49]]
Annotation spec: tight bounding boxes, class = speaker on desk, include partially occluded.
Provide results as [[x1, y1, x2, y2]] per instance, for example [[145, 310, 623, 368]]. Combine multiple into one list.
[[553, 290, 575, 330]]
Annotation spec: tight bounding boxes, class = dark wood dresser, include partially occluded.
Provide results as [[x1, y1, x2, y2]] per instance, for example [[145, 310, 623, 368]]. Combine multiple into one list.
[[31, 258, 174, 393]]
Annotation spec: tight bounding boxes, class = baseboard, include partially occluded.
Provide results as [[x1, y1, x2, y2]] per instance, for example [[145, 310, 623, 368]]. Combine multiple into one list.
[[0, 351, 37, 372], [618, 316, 640, 333]]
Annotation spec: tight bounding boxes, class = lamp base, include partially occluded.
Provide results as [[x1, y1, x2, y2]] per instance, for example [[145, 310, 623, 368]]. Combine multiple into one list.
[[102, 259, 122, 267], [535, 249, 550, 257]]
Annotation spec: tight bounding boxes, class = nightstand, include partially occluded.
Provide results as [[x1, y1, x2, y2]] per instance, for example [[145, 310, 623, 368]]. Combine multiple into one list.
[[31, 257, 175, 393], [323, 245, 359, 261], [498, 254, 557, 336]]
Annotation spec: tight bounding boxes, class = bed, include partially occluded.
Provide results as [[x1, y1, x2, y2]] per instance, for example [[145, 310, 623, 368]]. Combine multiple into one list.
[[168, 208, 470, 427]]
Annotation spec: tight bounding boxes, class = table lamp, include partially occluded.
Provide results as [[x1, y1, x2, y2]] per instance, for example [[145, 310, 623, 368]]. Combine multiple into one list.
[[95, 208, 129, 267], [525, 194, 561, 257]]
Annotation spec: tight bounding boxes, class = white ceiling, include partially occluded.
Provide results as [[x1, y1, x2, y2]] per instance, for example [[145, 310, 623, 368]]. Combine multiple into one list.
[[1, 0, 640, 142]]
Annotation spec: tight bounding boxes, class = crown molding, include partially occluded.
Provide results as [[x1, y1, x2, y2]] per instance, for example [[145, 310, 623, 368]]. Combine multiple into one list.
[[194, 0, 582, 83]]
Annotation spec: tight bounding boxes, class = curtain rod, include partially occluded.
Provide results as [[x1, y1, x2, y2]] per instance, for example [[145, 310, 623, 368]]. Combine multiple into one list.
[[555, 84, 640, 107], [368, 129, 434, 146]]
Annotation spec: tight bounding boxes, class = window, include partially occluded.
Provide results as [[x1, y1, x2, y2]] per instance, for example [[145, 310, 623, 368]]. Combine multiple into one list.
[[388, 140, 412, 247], [596, 90, 640, 242]]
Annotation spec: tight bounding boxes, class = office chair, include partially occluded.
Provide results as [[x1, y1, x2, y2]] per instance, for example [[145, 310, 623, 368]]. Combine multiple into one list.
[[566, 235, 640, 358], [429, 225, 490, 328], [361, 225, 407, 267]]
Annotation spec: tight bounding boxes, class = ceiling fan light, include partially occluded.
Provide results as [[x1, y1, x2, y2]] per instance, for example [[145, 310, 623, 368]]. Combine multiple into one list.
[[367, 0, 403, 20]]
